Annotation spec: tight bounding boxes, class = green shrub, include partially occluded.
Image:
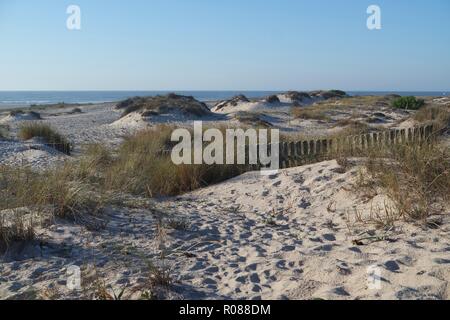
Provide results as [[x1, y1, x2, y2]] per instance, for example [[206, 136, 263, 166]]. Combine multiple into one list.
[[18, 123, 72, 155], [392, 96, 425, 110]]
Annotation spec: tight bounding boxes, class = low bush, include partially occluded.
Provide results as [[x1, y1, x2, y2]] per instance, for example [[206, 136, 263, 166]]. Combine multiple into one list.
[[392, 96, 425, 110]]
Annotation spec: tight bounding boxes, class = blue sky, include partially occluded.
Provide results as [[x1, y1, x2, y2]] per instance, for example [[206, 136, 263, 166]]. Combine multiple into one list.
[[0, 0, 449, 91]]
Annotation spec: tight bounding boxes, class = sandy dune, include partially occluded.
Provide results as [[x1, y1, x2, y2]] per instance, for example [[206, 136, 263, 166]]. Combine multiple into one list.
[[0, 94, 448, 300], [1, 160, 448, 300]]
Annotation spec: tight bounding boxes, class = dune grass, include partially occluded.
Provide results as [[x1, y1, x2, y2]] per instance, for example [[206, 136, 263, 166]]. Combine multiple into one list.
[[0, 163, 109, 252], [18, 123, 72, 155], [233, 112, 273, 128], [102, 125, 247, 197], [351, 139, 449, 226], [414, 104, 450, 131], [291, 106, 331, 121], [0, 125, 8, 139]]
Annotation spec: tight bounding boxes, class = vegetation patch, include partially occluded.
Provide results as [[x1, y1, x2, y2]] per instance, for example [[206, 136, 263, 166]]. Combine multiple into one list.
[[18, 123, 72, 155], [291, 106, 331, 121], [117, 94, 211, 118], [357, 141, 449, 225], [102, 125, 247, 197], [0, 125, 8, 139], [0, 164, 109, 252], [414, 104, 450, 130], [233, 112, 273, 128], [392, 96, 425, 110]]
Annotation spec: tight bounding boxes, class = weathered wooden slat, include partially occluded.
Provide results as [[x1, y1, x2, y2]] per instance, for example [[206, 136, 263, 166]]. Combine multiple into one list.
[[303, 141, 309, 156], [400, 129, 406, 144], [241, 124, 434, 171], [309, 140, 315, 156]]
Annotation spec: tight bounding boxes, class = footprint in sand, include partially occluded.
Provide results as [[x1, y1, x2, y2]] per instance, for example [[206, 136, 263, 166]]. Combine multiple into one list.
[[281, 245, 296, 252], [433, 258, 450, 265], [299, 199, 311, 209], [205, 266, 219, 274], [322, 233, 336, 241], [336, 262, 352, 275], [245, 263, 258, 272], [250, 273, 261, 284], [272, 180, 282, 187], [236, 275, 248, 284], [276, 260, 288, 270], [313, 244, 334, 252]]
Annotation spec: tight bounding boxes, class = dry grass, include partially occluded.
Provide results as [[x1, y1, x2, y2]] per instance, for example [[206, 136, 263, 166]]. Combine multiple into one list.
[[333, 119, 371, 138], [233, 111, 273, 128], [0, 164, 109, 252], [291, 95, 396, 122], [18, 123, 72, 155], [414, 104, 450, 131], [291, 106, 331, 121], [358, 141, 449, 224], [0, 125, 8, 139], [102, 125, 246, 197], [0, 210, 35, 253]]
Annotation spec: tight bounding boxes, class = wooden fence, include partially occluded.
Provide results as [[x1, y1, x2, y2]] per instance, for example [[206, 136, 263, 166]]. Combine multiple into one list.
[[248, 123, 435, 170], [163, 123, 435, 170]]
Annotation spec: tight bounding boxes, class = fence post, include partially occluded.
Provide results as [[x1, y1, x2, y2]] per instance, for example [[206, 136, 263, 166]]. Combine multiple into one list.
[[321, 139, 328, 156], [425, 124, 433, 142], [366, 133, 373, 149], [419, 126, 425, 142], [284, 142, 289, 168], [407, 128, 413, 143], [288, 142, 295, 168], [400, 129, 406, 144], [360, 134, 366, 152], [303, 141, 309, 157], [389, 130, 395, 145], [309, 140, 315, 158], [373, 132, 379, 148]]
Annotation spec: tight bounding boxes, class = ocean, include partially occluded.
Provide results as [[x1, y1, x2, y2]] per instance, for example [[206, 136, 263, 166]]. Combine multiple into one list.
[[0, 91, 448, 110]]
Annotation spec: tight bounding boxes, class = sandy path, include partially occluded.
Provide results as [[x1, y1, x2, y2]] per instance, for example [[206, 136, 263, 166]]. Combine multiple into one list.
[[1, 160, 448, 300]]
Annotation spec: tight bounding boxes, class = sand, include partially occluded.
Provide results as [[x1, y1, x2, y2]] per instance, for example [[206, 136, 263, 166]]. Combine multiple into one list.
[[0, 96, 448, 300], [0, 160, 448, 300]]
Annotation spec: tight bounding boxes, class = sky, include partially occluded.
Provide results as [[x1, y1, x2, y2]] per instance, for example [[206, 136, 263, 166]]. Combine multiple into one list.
[[0, 0, 449, 91]]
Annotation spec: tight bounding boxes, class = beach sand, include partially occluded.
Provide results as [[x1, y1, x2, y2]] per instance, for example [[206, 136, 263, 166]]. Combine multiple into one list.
[[0, 94, 448, 300]]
